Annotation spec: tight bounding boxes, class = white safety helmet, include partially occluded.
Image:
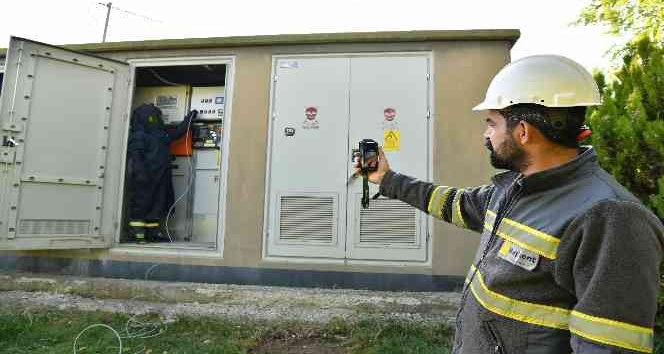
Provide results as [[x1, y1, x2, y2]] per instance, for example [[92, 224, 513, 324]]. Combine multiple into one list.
[[473, 55, 601, 111]]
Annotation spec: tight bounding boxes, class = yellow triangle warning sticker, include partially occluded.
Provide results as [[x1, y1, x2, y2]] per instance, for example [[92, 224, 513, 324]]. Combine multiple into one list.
[[383, 130, 400, 152]]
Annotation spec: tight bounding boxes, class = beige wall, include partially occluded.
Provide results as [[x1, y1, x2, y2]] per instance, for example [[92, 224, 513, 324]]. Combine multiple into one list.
[[431, 41, 511, 275], [9, 40, 512, 277]]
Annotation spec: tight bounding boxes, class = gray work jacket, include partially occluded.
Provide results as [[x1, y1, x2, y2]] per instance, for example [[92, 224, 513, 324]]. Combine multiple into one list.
[[379, 147, 664, 353]]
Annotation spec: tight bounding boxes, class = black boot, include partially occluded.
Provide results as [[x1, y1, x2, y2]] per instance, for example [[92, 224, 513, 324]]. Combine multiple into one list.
[[146, 223, 171, 242], [128, 222, 147, 244]]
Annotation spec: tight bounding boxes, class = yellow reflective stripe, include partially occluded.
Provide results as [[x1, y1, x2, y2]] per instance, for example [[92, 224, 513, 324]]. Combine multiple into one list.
[[427, 186, 443, 213], [144, 223, 160, 228], [501, 217, 560, 244], [451, 189, 467, 228], [499, 240, 511, 256], [466, 265, 653, 353], [484, 210, 559, 259], [129, 221, 146, 227], [467, 265, 570, 330], [495, 227, 557, 260], [427, 186, 452, 219], [570, 311, 653, 353]]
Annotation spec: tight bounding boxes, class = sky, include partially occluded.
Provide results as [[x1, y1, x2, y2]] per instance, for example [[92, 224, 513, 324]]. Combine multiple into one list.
[[0, 0, 623, 72]]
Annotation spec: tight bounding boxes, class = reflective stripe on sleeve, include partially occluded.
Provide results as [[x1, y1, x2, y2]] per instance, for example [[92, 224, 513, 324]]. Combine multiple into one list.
[[427, 186, 453, 219], [570, 311, 653, 353], [451, 189, 467, 228]]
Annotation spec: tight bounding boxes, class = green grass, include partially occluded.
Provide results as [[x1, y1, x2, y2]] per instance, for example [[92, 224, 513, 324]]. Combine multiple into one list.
[[0, 309, 453, 354]]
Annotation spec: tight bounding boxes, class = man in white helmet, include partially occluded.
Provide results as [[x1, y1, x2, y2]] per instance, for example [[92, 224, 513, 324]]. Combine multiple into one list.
[[359, 55, 664, 353]]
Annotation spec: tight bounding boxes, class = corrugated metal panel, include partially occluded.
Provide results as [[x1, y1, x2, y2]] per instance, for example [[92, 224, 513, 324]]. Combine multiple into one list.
[[360, 199, 416, 244], [279, 196, 334, 243], [19, 219, 91, 235]]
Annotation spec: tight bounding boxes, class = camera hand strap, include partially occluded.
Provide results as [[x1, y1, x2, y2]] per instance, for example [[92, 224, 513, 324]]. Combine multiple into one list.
[[362, 175, 370, 209]]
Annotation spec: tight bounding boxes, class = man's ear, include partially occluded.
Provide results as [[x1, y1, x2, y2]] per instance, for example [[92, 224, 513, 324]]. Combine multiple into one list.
[[513, 121, 530, 144]]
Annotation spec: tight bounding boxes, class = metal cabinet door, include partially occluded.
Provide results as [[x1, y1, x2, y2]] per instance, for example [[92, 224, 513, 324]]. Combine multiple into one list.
[[346, 55, 430, 262], [266, 57, 350, 258], [192, 150, 220, 245], [0, 37, 130, 250], [169, 156, 193, 241]]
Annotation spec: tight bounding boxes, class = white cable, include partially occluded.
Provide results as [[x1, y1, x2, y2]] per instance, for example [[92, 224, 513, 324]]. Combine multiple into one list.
[[73, 323, 122, 354], [73, 264, 168, 353], [165, 113, 195, 242]]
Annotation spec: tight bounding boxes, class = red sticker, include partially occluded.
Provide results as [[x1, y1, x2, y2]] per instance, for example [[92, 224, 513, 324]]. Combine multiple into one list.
[[303, 106, 320, 129], [384, 108, 396, 121], [305, 106, 318, 121]]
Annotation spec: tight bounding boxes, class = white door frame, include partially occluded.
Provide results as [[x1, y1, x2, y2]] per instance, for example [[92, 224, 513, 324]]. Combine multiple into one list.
[[112, 55, 236, 258]]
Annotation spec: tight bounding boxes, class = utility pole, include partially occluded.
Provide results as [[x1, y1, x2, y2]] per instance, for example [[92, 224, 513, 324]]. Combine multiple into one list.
[[97, 2, 163, 43], [102, 2, 112, 42]]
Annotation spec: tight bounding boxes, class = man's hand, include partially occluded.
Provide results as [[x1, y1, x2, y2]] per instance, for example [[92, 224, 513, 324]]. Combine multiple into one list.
[[353, 147, 390, 185]]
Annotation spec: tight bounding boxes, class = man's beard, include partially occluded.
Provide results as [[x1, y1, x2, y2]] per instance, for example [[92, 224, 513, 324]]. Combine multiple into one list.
[[485, 137, 529, 172]]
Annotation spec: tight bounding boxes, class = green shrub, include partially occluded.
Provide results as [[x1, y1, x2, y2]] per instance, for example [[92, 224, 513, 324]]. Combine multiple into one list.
[[587, 35, 664, 221], [585, 34, 664, 347]]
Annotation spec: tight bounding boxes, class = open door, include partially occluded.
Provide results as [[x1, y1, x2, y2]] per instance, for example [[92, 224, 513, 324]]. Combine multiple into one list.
[[0, 37, 130, 250]]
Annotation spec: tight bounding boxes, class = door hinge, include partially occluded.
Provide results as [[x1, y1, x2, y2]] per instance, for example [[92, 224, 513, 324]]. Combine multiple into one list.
[[426, 108, 431, 120], [426, 73, 431, 81], [273, 75, 278, 82]]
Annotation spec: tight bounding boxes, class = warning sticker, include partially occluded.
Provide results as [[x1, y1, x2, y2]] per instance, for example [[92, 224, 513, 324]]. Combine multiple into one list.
[[382, 107, 399, 131], [383, 130, 400, 152], [384, 108, 396, 121], [302, 106, 319, 129]]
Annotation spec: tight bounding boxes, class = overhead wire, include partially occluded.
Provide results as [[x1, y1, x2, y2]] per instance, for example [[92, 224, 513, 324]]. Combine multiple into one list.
[[98, 3, 164, 24]]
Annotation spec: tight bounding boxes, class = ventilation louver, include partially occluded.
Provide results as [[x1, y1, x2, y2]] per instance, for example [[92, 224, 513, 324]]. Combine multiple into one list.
[[360, 199, 417, 245], [279, 195, 335, 243], [19, 219, 91, 235]]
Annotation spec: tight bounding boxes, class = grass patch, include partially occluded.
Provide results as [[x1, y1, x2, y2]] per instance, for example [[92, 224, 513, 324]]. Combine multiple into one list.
[[0, 308, 453, 353]]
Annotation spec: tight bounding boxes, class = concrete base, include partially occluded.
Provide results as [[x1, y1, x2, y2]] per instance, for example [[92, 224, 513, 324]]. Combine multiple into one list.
[[0, 254, 464, 292]]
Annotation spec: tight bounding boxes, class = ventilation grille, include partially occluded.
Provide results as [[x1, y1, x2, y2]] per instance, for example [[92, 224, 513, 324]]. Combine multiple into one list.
[[279, 195, 334, 243], [19, 219, 91, 235], [360, 199, 417, 244]]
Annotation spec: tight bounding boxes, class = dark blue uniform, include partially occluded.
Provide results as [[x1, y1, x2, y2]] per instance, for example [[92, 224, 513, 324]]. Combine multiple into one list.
[[127, 104, 196, 241]]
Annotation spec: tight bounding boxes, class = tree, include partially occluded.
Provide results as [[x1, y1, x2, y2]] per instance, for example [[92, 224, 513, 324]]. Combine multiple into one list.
[[586, 35, 664, 221], [578, 3, 664, 350], [577, 0, 664, 42]]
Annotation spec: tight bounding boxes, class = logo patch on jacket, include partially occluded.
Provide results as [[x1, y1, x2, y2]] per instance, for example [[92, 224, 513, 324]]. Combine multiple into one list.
[[498, 240, 539, 271]]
